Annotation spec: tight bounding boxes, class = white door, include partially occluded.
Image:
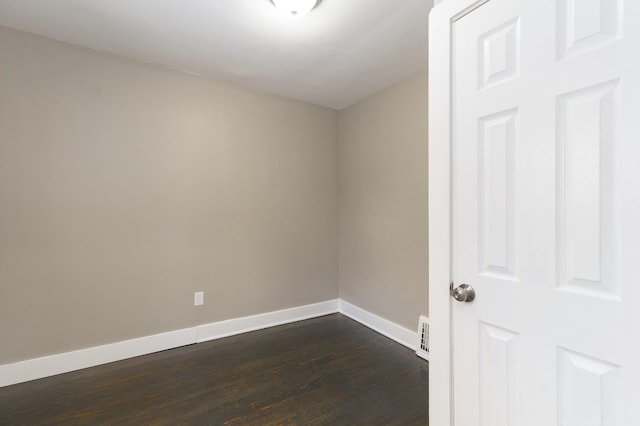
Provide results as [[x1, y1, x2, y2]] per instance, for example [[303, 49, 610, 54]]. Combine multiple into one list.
[[451, 0, 640, 425]]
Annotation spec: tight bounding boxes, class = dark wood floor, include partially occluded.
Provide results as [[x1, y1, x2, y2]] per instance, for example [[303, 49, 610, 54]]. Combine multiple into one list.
[[0, 314, 428, 425]]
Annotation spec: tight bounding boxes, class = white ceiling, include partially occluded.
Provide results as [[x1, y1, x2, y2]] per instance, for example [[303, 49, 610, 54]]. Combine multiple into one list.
[[0, 0, 433, 110]]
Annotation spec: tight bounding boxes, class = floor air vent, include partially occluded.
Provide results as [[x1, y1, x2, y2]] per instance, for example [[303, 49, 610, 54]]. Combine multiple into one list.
[[416, 315, 429, 361]]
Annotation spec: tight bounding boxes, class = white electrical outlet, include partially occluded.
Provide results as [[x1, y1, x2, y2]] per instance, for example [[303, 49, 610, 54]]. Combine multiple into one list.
[[194, 291, 204, 306]]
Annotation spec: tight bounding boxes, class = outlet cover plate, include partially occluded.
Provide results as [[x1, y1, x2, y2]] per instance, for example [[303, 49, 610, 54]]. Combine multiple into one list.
[[194, 291, 204, 306]]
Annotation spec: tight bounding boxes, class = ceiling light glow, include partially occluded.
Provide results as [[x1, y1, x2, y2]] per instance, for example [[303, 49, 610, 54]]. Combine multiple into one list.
[[271, 0, 319, 18]]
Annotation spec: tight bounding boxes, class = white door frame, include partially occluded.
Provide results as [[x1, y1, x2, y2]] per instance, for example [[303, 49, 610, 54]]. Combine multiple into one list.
[[428, 1, 489, 425]]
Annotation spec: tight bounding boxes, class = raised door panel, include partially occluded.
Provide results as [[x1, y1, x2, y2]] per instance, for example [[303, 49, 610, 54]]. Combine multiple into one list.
[[557, 80, 620, 299], [478, 109, 518, 281]]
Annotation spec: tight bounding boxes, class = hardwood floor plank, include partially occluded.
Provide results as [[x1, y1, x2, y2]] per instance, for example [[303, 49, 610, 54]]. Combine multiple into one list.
[[0, 314, 428, 425]]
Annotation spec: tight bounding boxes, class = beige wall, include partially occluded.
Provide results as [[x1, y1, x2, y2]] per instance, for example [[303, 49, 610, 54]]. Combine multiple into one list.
[[338, 72, 429, 330], [0, 24, 429, 366], [0, 26, 338, 364]]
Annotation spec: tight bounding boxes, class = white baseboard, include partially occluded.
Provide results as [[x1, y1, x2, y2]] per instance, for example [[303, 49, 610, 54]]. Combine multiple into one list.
[[0, 298, 418, 388], [0, 328, 197, 388], [0, 299, 339, 388], [196, 299, 339, 342], [339, 300, 418, 350]]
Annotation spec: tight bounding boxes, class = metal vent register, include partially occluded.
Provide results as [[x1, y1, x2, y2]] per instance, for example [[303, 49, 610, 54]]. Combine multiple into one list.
[[416, 315, 429, 361]]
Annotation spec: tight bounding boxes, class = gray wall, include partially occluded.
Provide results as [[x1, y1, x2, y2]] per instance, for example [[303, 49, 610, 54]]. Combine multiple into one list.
[[0, 25, 429, 366], [338, 72, 429, 330], [0, 26, 338, 364]]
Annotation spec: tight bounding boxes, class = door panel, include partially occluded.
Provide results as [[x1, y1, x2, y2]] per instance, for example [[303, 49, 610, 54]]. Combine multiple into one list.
[[557, 79, 619, 298], [477, 108, 518, 281], [478, 322, 519, 426], [557, 0, 621, 59], [451, 0, 639, 425], [558, 348, 621, 426]]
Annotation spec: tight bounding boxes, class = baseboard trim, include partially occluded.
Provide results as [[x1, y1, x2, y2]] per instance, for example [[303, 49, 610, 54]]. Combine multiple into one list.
[[339, 300, 418, 350], [0, 300, 339, 388], [196, 299, 339, 343], [0, 328, 197, 388], [0, 298, 417, 387]]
